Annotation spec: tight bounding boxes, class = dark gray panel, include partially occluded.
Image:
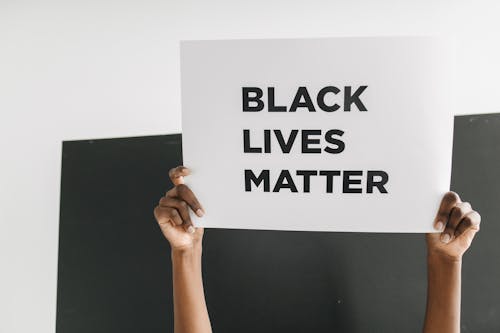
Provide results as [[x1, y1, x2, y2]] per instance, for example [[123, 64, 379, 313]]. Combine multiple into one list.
[[56, 113, 500, 332]]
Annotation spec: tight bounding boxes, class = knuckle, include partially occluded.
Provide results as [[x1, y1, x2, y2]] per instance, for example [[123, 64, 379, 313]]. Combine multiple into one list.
[[475, 211, 482, 224], [470, 213, 481, 226], [180, 200, 188, 209], [444, 223, 455, 232], [444, 191, 460, 204], [168, 167, 176, 177], [176, 184, 189, 195], [452, 206, 466, 219], [462, 215, 473, 227], [438, 210, 449, 219]]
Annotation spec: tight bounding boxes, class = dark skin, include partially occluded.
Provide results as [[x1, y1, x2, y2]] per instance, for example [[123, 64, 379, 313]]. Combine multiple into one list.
[[153, 167, 209, 333], [154, 166, 481, 333], [424, 191, 481, 333]]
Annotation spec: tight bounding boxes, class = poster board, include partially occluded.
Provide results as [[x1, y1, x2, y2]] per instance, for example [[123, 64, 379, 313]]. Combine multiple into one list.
[[180, 36, 454, 232]]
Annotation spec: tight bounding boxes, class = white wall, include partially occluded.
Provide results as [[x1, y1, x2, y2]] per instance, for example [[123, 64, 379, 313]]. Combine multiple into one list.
[[1, 0, 499, 332]]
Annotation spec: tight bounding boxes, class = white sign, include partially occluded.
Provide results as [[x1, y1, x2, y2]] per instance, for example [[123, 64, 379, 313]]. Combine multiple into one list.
[[180, 36, 454, 232]]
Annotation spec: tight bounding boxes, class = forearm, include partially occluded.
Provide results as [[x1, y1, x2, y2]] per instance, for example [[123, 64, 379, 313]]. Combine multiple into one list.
[[171, 245, 212, 333], [423, 254, 462, 333]]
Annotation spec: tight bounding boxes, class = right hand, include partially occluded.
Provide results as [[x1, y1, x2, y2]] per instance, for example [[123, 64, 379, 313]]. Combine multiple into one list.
[[426, 191, 481, 262], [153, 166, 205, 251]]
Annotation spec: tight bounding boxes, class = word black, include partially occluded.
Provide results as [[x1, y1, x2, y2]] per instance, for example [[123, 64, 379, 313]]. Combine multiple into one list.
[[243, 86, 368, 112]]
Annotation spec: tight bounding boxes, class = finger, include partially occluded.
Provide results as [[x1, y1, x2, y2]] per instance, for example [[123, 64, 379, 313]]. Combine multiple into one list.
[[167, 184, 205, 217], [159, 196, 193, 229], [154, 206, 173, 229], [434, 191, 461, 230], [159, 196, 185, 209], [454, 225, 480, 251], [169, 166, 190, 186], [454, 210, 481, 238], [441, 201, 472, 243], [154, 206, 183, 226]]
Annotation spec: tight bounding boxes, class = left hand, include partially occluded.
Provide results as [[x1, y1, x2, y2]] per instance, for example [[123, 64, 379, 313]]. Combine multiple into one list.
[[426, 191, 481, 262], [153, 166, 205, 252]]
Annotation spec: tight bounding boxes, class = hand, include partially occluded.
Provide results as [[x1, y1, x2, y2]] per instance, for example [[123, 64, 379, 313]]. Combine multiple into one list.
[[426, 191, 481, 262], [153, 166, 205, 251]]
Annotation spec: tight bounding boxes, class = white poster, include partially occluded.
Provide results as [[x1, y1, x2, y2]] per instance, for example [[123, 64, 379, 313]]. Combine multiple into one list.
[[180, 36, 454, 232]]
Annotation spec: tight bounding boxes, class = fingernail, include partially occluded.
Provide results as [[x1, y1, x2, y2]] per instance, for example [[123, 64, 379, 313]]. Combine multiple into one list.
[[196, 209, 204, 217], [187, 226, 195, 234], [441, 233, 451, 244], [435, 221, 444, 231]]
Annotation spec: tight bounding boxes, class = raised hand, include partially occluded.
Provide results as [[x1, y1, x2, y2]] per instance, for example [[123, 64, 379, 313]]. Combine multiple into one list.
[[153, 166, 205, 251], [427, 191, 481, 262]]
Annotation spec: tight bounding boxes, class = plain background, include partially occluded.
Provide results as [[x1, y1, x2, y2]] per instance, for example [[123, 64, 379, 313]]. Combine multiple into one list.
[[1, 1, 499, 332]]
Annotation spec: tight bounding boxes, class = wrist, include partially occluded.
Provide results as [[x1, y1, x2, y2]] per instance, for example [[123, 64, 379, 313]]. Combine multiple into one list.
[[427, 250, 462, 267], [171, 242, 202, 258]]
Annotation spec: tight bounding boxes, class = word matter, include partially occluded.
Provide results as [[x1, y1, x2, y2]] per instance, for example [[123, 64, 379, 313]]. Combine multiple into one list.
[[244, 169, 389, 194]]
